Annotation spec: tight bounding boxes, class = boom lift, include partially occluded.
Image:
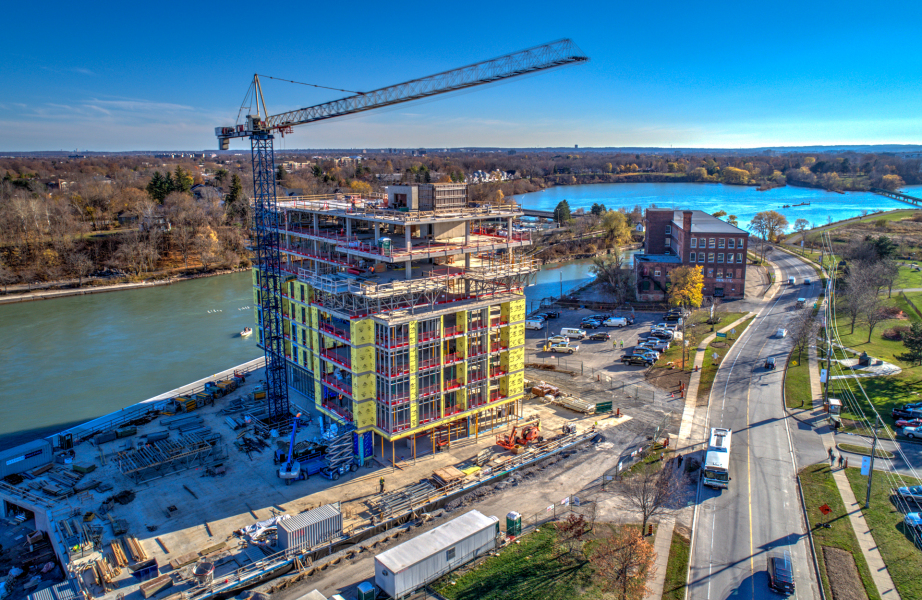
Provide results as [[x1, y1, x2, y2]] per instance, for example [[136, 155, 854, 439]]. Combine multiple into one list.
[[497, 418, 542, 452], [278, 413, 303, 484], [217, 40, 588, 423]]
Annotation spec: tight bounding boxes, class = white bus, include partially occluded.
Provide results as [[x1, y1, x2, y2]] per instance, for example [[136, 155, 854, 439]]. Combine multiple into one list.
[[703, 428, 731, 489]]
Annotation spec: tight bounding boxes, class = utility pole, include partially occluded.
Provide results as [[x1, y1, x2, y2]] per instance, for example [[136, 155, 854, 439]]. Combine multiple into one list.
[[866, 416, 881, 509]]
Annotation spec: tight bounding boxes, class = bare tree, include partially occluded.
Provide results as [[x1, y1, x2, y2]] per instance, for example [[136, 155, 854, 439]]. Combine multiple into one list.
[[555, 513, 589, 560], [879, 259, 899, 298], [843, 264, 875, 334], [67, 252, 95, 287], [590, 525, 656, 600], [863, 295, 888, 343], [164, 192, 202, 268], [590, 254, 634, 306], [619, 461, 688, 533], [790, 308, 818, 363]]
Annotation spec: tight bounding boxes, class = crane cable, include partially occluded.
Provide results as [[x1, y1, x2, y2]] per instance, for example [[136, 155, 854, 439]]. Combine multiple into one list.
[[256, 74, 364, 95]]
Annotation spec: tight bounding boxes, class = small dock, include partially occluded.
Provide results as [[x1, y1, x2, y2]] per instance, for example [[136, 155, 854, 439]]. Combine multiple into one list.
[[870, 187, 922, 206]]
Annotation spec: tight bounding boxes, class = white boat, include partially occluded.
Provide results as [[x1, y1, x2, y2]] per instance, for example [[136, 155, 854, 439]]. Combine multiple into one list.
[[240, 328, 253, 337]]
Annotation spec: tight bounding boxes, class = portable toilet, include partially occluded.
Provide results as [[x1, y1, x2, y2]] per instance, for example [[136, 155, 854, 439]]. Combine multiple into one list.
[[378, 237, 392, 257], [356, 582, 376, 600], [506, 511, 522, 537]]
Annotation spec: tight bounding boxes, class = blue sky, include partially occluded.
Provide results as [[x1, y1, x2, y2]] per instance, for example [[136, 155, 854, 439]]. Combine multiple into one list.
[[2, 0, 921, 151]]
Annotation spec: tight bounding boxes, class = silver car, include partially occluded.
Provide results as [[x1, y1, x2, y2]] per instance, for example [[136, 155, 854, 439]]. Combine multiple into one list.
[[896, 485, 922, 503]]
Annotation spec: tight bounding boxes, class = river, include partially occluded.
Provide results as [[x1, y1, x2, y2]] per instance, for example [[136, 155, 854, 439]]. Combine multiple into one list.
[[2, 182, 919, 449], [514, 182, 922, 231]]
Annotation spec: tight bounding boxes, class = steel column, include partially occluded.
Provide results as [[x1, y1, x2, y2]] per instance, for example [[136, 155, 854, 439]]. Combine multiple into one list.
[[252, 134, 290, 420]]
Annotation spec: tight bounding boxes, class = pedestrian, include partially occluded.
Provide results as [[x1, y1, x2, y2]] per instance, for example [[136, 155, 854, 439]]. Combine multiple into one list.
[[660, 452, 665, 462], [838, 455, 844, 468], [829, 452, 835, 466], [379, 477, 385, 494], [678, 455, 684, 468], [828, 447, 834, 460]]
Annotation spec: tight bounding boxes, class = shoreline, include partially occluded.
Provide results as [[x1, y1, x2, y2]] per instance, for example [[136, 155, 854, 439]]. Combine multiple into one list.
[[0, 266, 250, 305]]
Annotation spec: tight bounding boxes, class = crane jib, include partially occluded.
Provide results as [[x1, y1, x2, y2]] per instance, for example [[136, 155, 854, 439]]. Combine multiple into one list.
[[216, 38, 588, 142]]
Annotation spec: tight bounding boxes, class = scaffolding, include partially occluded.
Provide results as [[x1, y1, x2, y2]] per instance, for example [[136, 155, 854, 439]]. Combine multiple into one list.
[[115, 433, 227, 483]]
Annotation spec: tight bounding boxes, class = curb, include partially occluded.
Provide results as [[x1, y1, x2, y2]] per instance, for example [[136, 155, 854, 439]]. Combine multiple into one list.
[[834, 443, 896, 460]]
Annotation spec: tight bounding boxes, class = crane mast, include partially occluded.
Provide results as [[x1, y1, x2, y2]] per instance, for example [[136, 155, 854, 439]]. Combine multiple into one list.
[[221, 39, 588, 422]]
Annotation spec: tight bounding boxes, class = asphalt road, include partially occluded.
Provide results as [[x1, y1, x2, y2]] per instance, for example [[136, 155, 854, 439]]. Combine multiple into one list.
[[689, 251, 827, 600]]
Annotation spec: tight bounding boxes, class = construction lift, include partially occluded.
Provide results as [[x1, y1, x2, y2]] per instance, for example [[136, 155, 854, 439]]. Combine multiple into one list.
[[217, 40, 589, 423], [497, 418, 542, 453]]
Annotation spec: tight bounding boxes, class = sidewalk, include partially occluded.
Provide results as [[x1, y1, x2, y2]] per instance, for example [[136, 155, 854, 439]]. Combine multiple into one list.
[[645, 516, 675, 600], [799, 275, 901, 599]]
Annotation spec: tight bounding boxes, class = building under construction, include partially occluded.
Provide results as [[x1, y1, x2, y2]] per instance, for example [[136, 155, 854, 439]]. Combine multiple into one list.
[[253, 183, 536, 458]]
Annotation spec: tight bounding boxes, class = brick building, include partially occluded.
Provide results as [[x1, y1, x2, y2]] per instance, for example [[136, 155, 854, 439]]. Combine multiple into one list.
[[634, 209, 749, 301]]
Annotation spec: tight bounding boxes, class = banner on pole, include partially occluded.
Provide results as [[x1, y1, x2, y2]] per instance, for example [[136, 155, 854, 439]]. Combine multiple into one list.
[[861, 456, 871, 476]]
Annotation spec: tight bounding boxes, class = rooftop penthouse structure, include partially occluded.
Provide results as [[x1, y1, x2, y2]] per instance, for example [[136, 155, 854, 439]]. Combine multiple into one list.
[[253, 183, 536, 451]]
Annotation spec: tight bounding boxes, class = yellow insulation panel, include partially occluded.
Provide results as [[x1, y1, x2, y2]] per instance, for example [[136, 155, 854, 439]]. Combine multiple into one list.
[[353, 373, 375, 401], [353, 400, 375, 429], [352, 345, 374, 374], [507, 347, 525, 372], [508, 323, 525, 348], [509, 298, 526, 322], [352, 319, 373, 346], [409, 321, 417, 346], [457, 310, 467, 333], [410, 401, 418, 428]]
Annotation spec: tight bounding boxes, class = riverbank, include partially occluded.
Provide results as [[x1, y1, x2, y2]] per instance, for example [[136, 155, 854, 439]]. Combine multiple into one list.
[[0, 266, 251, 305]]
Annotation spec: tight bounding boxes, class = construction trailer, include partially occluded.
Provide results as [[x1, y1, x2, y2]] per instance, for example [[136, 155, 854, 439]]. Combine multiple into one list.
[[374, 510, 499, 599], [277, 504, 343, 553], [0, 439, 52, 479]]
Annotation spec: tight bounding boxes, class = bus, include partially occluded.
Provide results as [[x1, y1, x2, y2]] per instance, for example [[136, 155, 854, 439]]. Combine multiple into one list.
[[703, 428, 731, 489]]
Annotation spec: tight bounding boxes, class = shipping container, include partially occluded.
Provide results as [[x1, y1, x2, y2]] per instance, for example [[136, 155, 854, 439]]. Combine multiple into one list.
[[278, 504, 342, 553], [375, 510, 499, 599], [0, 439, 52, 479]]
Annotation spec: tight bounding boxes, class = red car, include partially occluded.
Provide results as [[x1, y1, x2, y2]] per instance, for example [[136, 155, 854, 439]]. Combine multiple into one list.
[[895, 418, 922, 428]]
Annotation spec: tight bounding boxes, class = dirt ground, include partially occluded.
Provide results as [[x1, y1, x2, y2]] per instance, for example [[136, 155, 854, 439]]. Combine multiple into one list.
[[823, 546, 867, 600], [644, 367, 691, 395]]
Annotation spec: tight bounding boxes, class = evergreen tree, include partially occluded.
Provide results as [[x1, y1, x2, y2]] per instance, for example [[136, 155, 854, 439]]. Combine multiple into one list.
[[146, 171, 171, 203], [899, 322, 922, 366], [173, 166, 193, 193], [553, 200, 571, 223], [225, 173, 248, 223]]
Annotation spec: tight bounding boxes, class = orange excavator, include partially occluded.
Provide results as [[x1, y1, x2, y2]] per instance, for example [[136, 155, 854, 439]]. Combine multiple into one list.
[[497, 418, 542, 453]]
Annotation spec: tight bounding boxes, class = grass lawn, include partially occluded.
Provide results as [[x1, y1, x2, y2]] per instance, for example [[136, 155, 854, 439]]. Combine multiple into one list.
[[784, 350, 814, 409], [843, 468, 922, 599], [831, 308, 912, 365], [662, 530, 690, 600], [798, 464, 882, 600], [432, 527, 604, 600], [657, 312, 747, 372], [698, 316, 755, 400], [836, 443, 894, 459], [893, 266, 922, 291]]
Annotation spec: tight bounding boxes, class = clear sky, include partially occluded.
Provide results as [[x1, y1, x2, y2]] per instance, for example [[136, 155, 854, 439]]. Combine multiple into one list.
[[2, 0, 920, 152]]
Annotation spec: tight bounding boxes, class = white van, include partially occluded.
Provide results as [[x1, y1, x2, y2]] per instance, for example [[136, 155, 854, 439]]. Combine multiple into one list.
[[561, 328, 587, 339], [603, 317, 628, 328], [788, 276, 796, 285], [525, 320, 545, 330]]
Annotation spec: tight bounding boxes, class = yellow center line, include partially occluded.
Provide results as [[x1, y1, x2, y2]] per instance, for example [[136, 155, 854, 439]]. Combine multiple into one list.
[[748, 336, 772, 597]]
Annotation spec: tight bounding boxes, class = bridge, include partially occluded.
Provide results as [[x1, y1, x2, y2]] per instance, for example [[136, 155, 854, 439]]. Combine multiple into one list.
[[871, 187, 922, 206], [521, 208, 556, 219]]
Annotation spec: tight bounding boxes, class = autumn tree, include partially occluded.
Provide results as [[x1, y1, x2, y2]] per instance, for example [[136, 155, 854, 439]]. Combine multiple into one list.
[[164, 192, 202, 267], [590, 526, 656, 600], [668, 265, 704, 308], [749, 210, 789, 259], [880, 174, 905, 191], [555, 513, 589, 560], [712, 210, 727, 219], [727, 215, 739, 227], [600, 210, 631, 244]]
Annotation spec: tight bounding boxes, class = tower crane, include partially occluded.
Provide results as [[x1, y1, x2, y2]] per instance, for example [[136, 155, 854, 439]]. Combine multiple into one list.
[[218, 39, 588, 423]]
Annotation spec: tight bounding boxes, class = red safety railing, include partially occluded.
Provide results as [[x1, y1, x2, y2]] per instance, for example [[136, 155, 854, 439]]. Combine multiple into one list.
[[490, 342, 508, 353], [419, 384, 440, 397], [321, 376, 352, 396], [443, 326, 460, 337], [490, 318, 508, 327], [418, 357, 440, 370], [490, 391, 507, 402], [322, 401, 353, 422], [376, 365, 410, 377], [490, 367, 507, 378], [468, 322, 487, 332], [377, 393, 410, 405], [320, 348, 351, 369], [377, 337, 410, 349], [467, 372, 486, 384], [468, 346, 486, 358], [443, 353, 461, 364], [418, 330, 439, 343], [319, 322, 351, 342], [443, 378, 461, 391]]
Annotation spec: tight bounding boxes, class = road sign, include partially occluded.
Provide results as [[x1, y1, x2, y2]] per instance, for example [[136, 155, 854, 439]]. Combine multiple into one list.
[[820, 369, 828, 383], [819, 504, 831, 515], [731, 329, 736, 335], [712, 352, 719, 360], [716, 332, 727, 338], [861, 456, 872, 476]]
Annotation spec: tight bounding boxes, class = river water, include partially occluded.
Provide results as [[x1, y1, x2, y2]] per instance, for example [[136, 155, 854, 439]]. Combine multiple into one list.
[[2, 183, 919, 449], [514, 182, 922, 231]]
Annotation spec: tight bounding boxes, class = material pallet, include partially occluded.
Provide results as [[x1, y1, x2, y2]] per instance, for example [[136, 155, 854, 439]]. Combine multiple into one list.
[[140, 575, 173, 598]]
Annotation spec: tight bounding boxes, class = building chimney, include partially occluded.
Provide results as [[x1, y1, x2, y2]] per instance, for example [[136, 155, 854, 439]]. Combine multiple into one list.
[[683, 211, 693, 232]]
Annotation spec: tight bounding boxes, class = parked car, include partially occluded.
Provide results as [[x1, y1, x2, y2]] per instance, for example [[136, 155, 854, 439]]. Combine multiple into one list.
[[895, 485, 922, 503], [549, 343, 578, 354], [561, 328, 587, 339], [900, 401, 922, 410], [544, 311, 560, 319], [651, 330, 675, 341], [621, 354, 654, 366], [584, 314, 609, 323], [905, 512, 922, 531], [765, 357, 776, 370], [635, 349, 660, 362], [582, 320, 602, 329], [903, 426, 921, 439], [589, 331, 611, 341], [525, 320, 546, 330], [895, 417, 922, 428], [776, 328, 788, 338], [664, 314, 684, 323], [532, 313, 549, 320], [547, 335, 568, 345], [646, 339, 670, 352], [767, 551, 796, 595]]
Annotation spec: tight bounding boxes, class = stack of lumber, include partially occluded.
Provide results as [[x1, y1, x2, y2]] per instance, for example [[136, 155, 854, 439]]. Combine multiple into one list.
[[432, 466, 466, 487]]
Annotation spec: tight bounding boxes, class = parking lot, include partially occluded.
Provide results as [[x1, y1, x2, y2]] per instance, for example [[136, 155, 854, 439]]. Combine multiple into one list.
[[524, 306, 673, 382]]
